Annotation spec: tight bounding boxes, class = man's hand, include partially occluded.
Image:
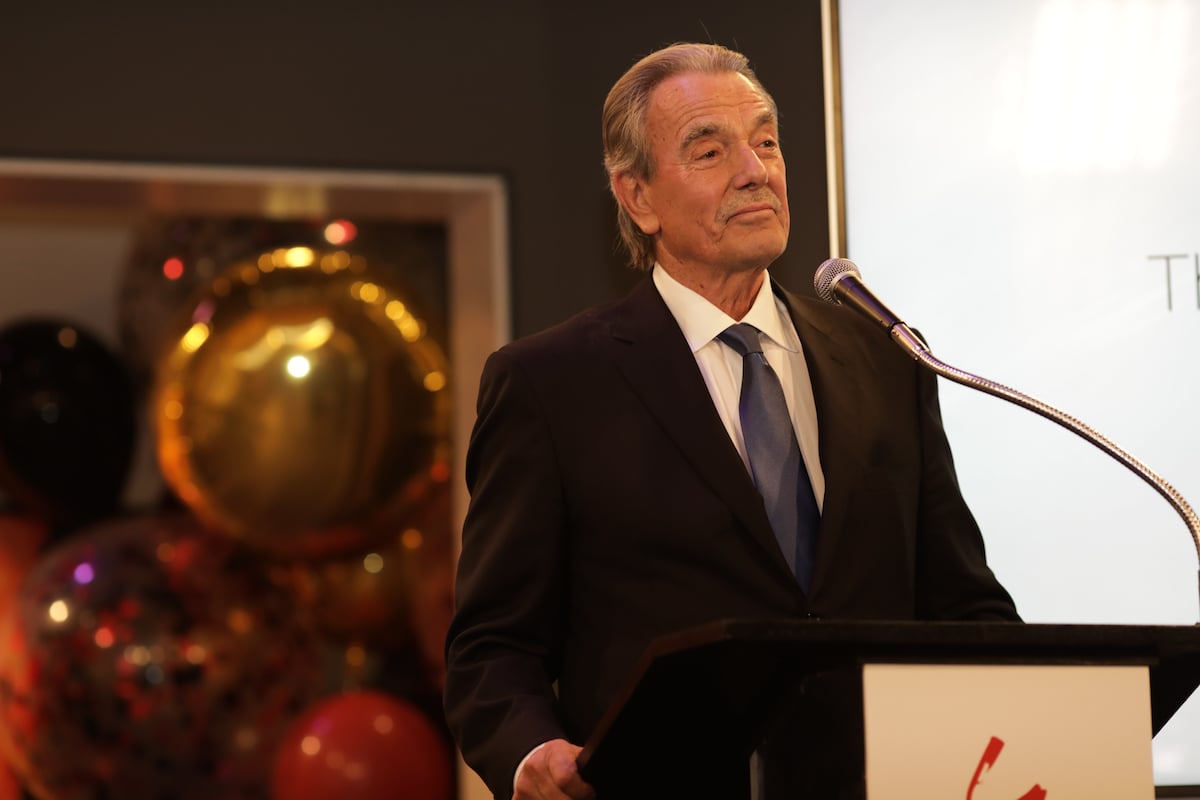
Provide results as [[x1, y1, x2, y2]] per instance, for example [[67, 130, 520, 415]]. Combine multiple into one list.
[[512, 738, 597, 800]]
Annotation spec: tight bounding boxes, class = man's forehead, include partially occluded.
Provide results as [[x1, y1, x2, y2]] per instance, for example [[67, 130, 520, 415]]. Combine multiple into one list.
[[649, 72, 777, 136]]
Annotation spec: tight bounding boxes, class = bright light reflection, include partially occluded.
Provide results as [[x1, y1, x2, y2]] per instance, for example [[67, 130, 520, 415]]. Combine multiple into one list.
[[423, 371, 446, 392], [94, 627, 115, 649], [324, 220, 358, 245], [300, 735, 321, 756], [293, 318, 333, 349], [73, 562, 95, 584], [47, 600, 70, 624], [181, 323, 210, 354], [398, 317, 422, 341], [233, 319, 333, 371], [362, 553, 384, 574], [356, 281, 382, 303], [283, 247, 315, 267], [373, 714, 394, 735], [286, 355, 312, 379]]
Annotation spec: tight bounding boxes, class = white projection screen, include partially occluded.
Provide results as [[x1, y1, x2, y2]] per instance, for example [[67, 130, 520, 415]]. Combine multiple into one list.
[[834, 0, 1200, 787]]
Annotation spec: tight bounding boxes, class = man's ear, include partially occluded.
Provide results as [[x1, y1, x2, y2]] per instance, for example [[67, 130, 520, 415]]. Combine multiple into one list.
[[612, 172, 660, 236]]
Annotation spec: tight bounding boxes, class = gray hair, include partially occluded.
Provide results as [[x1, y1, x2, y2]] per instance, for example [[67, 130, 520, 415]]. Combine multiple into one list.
[[602, 42, 778, 271]]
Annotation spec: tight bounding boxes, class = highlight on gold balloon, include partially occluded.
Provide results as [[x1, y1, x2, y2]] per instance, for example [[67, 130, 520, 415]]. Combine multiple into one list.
[[151, 246, 452, 561]]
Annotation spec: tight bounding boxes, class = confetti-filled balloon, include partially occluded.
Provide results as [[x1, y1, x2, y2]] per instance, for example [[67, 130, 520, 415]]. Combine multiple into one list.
[[271, 690, 453, 800], [152, 248, 452, 560], [0, 319, 136, 529], [0, 514, 324, 800]]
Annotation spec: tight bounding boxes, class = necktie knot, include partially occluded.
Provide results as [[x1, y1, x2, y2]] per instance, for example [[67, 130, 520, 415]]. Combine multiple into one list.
[[717, 323, 764, 358]]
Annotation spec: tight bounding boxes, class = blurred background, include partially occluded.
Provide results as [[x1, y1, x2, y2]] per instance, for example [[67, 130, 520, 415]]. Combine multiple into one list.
[[5, 0, 1200, 796], [0, 2, 831, 798], [0, 214, 461, 800]]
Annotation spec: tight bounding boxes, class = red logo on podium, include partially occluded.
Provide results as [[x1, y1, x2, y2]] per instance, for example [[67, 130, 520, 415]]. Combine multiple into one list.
[[967, 736, 1047, 800]]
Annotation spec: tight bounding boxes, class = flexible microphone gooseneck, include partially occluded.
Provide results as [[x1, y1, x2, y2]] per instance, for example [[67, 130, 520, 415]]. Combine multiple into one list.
[[814, 257, 1200, 619]]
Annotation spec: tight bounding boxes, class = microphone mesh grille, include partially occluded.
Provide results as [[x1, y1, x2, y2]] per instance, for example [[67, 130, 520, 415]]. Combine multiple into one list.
[[813, 258, 860, 304]]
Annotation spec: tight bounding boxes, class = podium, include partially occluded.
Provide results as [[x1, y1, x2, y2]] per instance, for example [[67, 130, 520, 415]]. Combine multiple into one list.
[[575, 619, 1200, 798]]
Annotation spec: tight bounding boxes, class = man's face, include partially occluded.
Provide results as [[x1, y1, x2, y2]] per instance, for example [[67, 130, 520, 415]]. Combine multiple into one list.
[[634, 70, 790, 277]]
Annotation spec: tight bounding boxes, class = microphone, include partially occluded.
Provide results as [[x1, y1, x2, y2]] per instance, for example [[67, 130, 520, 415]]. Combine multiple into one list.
[[813, 257, 1200, 617], [813, 258, 929, 358]]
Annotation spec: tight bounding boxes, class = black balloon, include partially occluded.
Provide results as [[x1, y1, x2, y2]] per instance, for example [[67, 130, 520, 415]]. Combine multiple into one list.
[[0, 319, 135, 529]]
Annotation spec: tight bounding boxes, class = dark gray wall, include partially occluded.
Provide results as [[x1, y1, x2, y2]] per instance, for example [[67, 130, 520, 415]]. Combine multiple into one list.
[[0, 1, 829, 337]]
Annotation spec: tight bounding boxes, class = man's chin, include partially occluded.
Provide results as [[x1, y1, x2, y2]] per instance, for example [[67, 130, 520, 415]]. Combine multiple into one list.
[[728, 234, 789, 271]]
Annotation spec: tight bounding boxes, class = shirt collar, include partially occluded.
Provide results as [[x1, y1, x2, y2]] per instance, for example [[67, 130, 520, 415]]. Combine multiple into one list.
[[652, 263, 799, 354]]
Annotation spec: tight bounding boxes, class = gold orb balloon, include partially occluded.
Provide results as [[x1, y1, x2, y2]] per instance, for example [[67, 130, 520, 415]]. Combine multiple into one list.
[[151, 247, 452, 560]]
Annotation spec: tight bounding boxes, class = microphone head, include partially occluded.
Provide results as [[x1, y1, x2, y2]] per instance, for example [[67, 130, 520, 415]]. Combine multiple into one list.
[[813, 258, 861, 304]]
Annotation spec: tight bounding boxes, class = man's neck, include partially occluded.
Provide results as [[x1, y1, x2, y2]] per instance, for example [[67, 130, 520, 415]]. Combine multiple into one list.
[[657, 261, 767, 320]]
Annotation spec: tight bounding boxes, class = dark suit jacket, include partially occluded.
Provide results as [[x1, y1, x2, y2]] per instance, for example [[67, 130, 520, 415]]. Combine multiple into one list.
[[444, 277, 1019, 797]]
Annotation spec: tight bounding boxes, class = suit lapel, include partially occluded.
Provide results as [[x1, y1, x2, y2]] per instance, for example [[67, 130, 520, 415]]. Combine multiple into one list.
[[779, 286, 872, 587], [599, 280, 792, 577]]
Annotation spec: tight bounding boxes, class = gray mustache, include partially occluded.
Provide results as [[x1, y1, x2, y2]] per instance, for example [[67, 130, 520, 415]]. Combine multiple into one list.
[[719, 191, 782, 222]]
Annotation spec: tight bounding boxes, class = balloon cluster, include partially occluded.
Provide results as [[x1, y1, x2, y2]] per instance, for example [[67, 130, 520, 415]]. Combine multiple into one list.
[[0, 218, 458, 800], [0, 515, 323, 800]]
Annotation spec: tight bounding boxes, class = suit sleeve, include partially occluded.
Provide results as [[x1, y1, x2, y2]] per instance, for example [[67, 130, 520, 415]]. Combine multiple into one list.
[[443, 347, 572, 797], [912, 362, 1022, 621]]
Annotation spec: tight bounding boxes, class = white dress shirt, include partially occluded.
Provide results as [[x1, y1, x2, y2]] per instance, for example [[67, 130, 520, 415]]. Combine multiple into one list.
[[652, 264, 825, 510]]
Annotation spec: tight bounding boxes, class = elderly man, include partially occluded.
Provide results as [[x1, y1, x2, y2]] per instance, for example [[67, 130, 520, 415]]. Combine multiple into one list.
[[444, 41, 1019, 800]]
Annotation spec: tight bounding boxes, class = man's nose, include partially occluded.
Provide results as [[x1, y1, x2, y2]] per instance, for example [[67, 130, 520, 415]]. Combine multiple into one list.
[[733, 143, 769, 188]]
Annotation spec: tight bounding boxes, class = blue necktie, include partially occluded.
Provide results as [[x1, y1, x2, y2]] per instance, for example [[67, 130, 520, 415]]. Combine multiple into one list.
[[718, 323, 820, 591]]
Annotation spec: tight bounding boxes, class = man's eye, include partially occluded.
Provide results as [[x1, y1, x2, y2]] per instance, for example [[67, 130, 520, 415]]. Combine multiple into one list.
[[760, 139, 778, 149], [698, 149, 718, 160]]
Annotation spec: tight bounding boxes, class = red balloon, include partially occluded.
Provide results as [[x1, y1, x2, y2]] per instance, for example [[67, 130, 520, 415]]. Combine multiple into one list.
[[0, 763, 19, 800], [272, 690, 452, 800]]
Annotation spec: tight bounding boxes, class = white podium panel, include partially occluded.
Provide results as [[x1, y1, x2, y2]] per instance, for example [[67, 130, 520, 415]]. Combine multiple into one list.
[[863, 663, 1153, 800]]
